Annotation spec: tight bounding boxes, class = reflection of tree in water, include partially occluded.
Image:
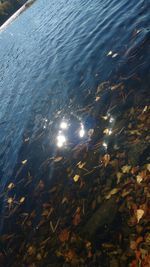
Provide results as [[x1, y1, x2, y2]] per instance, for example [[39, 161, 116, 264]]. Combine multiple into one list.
[[0, 0, 27, 26]]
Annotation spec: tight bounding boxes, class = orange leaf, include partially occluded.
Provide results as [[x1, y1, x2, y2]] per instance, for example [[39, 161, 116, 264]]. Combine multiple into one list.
[[58, 229, 70, 242], [65, 249, 77, 263], [102, 154, 110, 167]]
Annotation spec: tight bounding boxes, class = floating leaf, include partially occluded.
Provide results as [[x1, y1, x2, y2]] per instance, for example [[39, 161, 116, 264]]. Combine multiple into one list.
[[73, 174, 80, 182], [22, 159, 27, 165], [101, 115, 108, 120], [111, 83, 123, 90], [24, 137, 29, 142], [121, 165, 131, 173], [19, 197, 25, 203], [7, 197, 13, 204], [136, 209, 144, 223], [7, 182, 15, 190], [107, 51, 113, 56], [77, 162, 86, 169], [95, 96, 101, 102], [112, 53, 118, 58], [53, 156, 63, 162]]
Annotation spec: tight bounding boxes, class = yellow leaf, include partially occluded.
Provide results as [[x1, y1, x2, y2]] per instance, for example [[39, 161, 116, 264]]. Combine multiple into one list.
[[103, 128, 112, 136], [105, 188, 119, 199], [95, 96, 101, 102], [7, 182, 15, 190], [7, 198, 13, 204], [101, 115, 108, 121], [136, 175, 143, 184], [136, 209, 144, 223], [121, 165, 131, 173], [77, 161, 86, 169], [116, 172, 123, 183], [22, 159, 27, 165], [19, 197, 25, 203], [147, 163, 150, 172], [73, 175, 80, 182]]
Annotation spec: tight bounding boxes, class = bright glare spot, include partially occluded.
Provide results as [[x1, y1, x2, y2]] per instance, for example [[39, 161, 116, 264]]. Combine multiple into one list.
[[103, 142, 108, 148], [108, 129, 112, 135], [60, 121, 68, 130], [79, 124, 85, 138], [109, 117, 114, 123], [56, 133, 66, 148]]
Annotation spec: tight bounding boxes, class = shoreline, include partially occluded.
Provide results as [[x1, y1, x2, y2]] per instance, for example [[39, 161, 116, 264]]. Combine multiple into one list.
[[0, 0, 36, 32]]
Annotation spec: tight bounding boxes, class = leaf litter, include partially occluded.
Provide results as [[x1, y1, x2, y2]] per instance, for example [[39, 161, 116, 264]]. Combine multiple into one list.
[[0, 81, 150, 267]]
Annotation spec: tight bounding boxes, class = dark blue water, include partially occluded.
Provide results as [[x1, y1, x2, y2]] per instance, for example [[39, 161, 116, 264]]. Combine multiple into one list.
[[0, 0, 150, 189]]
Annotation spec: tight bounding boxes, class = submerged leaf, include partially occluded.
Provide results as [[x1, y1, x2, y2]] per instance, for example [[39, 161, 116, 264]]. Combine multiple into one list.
[[121, 165, 131, 173], [105, 188, 119, 199], [73, 211, 81, 226], [116, 172, 123, 183], [58, 229, 70, 242]]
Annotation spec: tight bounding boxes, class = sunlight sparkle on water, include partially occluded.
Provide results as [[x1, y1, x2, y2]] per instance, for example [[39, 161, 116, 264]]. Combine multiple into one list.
[[109, 116, 114, 123], [56, 132, 66, 148], [60, 121, 68, 130], [79, 124, 85, 138], [103, 142, 108, 149]]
